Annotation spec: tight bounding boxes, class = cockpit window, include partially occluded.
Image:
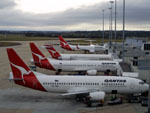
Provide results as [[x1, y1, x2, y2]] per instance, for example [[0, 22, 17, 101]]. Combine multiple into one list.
[[139, 81, 145, 85]]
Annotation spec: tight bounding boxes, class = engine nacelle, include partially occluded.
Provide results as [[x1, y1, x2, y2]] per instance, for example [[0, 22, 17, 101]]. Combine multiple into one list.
[[58, 55, 71, 60], [87, 70, 97, 75], [89, 91, 105, 101], [89, 49, 95, 53], [58, 56, 62, 60], [104, 43, 109, 50], [61, 56, 71, 60]]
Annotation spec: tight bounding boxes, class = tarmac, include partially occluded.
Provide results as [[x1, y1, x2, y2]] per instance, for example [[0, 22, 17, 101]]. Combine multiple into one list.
[[0, 40, 148, 113]]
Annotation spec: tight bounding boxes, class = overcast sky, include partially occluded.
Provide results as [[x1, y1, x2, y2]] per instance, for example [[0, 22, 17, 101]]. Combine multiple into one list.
[[0, 0, 150, 31]]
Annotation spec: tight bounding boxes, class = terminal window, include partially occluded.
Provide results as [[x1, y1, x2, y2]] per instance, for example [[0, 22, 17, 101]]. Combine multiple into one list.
[[144, 44, 150, 50]]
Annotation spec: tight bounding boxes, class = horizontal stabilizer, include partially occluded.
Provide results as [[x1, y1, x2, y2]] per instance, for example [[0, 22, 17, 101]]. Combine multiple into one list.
[[9, 72, 24, 81]]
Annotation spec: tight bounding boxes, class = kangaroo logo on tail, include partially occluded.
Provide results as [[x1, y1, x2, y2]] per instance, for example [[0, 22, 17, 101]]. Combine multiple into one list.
[[50, 49, 57, 54], [32, 51, 46, 64], [10, 62, 31, 83], [44, 45, 61, 59], [48, 49, 60, 59], [60, 41, 68, 47]]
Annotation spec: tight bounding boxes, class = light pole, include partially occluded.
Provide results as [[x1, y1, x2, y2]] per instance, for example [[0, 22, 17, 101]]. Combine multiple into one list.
[[108, 7, 111, 48], [114, 0, 117, 48], [102, 10, 105, 44], [122, 0, 125, 62], [148, 70, 150, 113], [110, 1, 114, 48]]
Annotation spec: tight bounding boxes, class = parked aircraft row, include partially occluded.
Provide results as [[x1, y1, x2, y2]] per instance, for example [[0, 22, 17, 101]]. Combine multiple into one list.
[[59, 35, 109, 53], [41, 44, 122, 62], [30, 43, 120, 75], [41, 44, 112, 60], [7, 47, 149, 106]]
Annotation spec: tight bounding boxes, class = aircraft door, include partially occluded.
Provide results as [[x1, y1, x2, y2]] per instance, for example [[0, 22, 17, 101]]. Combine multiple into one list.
[[111, 90, 118, 94], [139, 81, 146, 92], [130, 83, 135, 89]]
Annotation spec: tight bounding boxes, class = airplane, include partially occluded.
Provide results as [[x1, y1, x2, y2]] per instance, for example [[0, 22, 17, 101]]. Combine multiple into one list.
[[30, 43, 120, 75], [7, 48, 149, 107], [59, 35, 109, 53], [41, 44, 112, 60], [59, 35, 77, 51]]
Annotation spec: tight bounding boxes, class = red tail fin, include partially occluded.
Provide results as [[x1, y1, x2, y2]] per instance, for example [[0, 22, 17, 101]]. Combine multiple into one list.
[[6, 48, 46, 92], [44, 45, 61, 59], [58, 35, 72, 50], [30, 43, 55, 70], [59, 35, 68, 47], [59, 35, 67, 43], [7, 48, 31, 80], [30, 43, 46, 65]]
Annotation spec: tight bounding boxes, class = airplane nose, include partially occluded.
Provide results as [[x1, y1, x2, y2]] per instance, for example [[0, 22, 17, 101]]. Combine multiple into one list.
[[144, 84, 149, 92]]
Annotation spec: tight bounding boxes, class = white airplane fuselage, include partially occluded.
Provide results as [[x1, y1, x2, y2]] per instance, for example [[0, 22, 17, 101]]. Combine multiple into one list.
[[59, 35, 109, 53], [31, 72, 148, 94], [48, 59, 119, 72], [59, 53, 112, 60], [76, 44, 108, 53], [7, 48, 149, 104], [78, 45, 106, 51], [30, 43, 118, 74]]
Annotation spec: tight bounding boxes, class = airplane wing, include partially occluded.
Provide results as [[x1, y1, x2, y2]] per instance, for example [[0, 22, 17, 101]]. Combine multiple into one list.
[[60, 87, 99, 96], [73, 68, 89, 71], [79, 48, 95, 53], [79, 48, 90, 51], [73, 68, 96, 71]]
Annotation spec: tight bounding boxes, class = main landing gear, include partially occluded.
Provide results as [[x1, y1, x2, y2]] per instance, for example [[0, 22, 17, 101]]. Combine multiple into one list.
[[56, 69, 62, 75], [75, 95, 104, 107]]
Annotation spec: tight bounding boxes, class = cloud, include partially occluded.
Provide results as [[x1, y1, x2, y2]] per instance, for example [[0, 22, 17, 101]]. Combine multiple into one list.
[[117, 0, 150, 23], [116, 0, 150, 30], [0, 0, 16, 9], [0, 0, 150, 31]]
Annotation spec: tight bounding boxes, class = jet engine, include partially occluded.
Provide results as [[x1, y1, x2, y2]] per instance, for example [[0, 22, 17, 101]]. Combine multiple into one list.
[[89, 91, 105, 101], [58, 56, 70, 60], [89, 49, 95, 53], [57, 56, 63, 60], [87, 70, 97, 75]]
